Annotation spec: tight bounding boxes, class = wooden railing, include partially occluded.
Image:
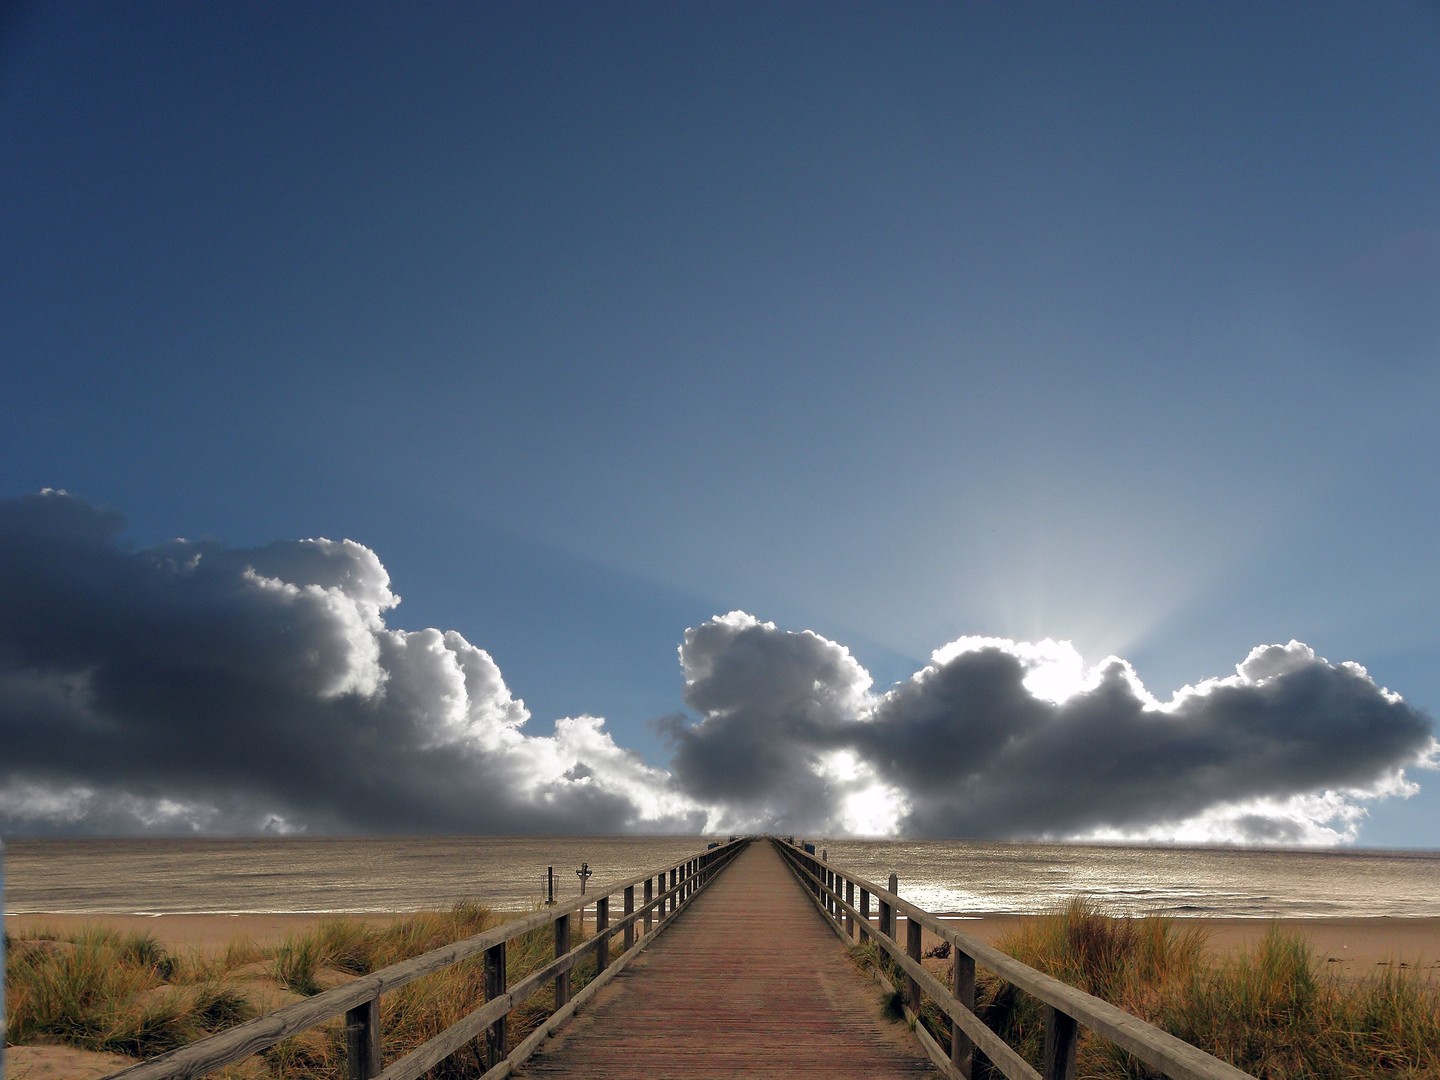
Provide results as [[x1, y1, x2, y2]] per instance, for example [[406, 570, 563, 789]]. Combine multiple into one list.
[[110, 837, 752, 1080], [773, 837, 1254, 1080]]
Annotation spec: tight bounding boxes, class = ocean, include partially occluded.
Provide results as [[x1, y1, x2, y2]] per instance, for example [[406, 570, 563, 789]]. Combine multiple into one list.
[[4, 836, 1438, 919]]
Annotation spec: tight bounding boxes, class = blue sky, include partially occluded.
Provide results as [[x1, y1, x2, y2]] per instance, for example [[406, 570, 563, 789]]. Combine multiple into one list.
[[3, 3, 1437, 844]]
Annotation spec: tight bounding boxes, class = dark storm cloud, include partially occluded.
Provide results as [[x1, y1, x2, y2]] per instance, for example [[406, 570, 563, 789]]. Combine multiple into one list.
[[659, 611, 871, 831], [0, 491, 700, 835], [3, 492, 1434, 843], [664, 615, 1437, 842], [866, 643, 1434, 839]]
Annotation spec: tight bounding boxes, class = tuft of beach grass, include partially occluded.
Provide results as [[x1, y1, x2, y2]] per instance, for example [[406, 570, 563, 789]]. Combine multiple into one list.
[[3, 902, 611, 1079], [965, 898, 1440, 1080], [841, 898, 1438, 1080]]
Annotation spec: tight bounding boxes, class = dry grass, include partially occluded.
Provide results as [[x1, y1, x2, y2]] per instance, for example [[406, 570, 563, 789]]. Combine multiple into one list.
[[845, 899, 1439, 1080], [967, 899, 1440, 1080], [4, 902, 603, 1079], [4, 925, 250, 1058], [1155, 930, 1440, 1080]]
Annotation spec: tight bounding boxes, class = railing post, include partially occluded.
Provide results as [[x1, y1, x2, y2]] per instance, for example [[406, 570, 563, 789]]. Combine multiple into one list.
[[881, 869, 892, 938], [860, 888, 871, 941], [644, 876, 654, 933], [344, 997, 381, 1080], [953, 948, 976, 1079], [484, 941, 507, 1069], [669, 867, 677, 915], [595, 896, 610, 973], [845, 879, 855, 938], [623, 884, 635, 951], [1043, 1007, 1079, 1080], [906, 915, 923, 1015], [554, 913, 571, 1008]]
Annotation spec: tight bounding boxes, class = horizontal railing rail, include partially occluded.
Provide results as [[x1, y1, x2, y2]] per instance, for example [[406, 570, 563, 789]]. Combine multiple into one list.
[[109, 837, 752, 1080], [772, 837, 1254, 1080]]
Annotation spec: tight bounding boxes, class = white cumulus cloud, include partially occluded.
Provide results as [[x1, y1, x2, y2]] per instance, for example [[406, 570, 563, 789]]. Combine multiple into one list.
[[1, 492, 1433, 844]]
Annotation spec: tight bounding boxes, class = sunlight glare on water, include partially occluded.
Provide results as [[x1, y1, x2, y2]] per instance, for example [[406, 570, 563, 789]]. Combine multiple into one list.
[[6, 836, 1439, 919], [805, 839, 1440, 918]]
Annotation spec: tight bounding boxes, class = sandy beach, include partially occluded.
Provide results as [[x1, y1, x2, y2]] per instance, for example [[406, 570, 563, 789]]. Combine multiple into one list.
[[922, 913, 1440, 980], [8, 910, 1438, 979]]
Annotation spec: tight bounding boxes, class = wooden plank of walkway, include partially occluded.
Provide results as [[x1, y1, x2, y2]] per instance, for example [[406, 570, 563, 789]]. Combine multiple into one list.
[[515, 840, 936, 1078]]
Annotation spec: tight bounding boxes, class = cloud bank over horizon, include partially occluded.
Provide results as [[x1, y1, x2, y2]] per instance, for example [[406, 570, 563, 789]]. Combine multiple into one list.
[[2, 491, 1434, 844]]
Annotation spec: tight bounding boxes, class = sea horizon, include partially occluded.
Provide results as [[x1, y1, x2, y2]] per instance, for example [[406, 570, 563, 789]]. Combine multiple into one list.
[[7, 834, 1439, 921]]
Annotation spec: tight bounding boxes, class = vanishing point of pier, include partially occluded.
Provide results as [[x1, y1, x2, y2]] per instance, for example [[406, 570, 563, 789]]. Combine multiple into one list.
[[111, 837, 1255, 1080], [514, 840, 931, 1077]]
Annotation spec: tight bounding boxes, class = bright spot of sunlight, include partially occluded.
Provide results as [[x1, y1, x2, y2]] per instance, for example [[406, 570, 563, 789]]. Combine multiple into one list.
[[818, 749, 908, 835]]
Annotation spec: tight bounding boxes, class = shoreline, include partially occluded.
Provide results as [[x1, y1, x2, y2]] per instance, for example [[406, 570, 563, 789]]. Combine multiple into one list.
[[7, 910, 1437, 977]]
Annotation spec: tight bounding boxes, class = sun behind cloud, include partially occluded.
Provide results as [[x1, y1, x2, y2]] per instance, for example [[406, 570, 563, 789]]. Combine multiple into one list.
[[1, 491, 1433, 843]]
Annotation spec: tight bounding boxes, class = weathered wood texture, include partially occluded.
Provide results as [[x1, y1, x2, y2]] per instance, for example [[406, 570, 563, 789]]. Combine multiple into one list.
[[514, 842, 935, 1079], [107, 840, 745, 1080]]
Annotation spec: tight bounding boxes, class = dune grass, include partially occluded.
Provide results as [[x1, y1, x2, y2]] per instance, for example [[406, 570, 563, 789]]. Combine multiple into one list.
[[1152, 930, 1440, 1080], [3, 924, 251, 1058], [869, 898, 1440, 1080], [4, 902, 605, 1079], [18, 899, 1436, 1079]]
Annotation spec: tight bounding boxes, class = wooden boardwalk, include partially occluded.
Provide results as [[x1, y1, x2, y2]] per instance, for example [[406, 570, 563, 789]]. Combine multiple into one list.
[[514, 841, 936, 1078], [109, 838, 1256, 1080]]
